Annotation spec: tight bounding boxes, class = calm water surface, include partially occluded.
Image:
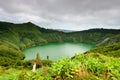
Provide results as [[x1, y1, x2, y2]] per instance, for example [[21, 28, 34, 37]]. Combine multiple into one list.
[[23, 42, 95, 61]]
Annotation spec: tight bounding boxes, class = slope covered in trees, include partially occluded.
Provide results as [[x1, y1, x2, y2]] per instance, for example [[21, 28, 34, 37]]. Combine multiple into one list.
[[0, 21, 120, 60]]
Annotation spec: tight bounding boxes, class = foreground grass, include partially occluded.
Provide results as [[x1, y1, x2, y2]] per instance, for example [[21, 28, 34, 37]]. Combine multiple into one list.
[[0, 53, 120, 80]]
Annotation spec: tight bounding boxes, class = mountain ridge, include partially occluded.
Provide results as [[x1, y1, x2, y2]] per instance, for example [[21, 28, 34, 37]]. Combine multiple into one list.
[[0, 21, 120, 60]]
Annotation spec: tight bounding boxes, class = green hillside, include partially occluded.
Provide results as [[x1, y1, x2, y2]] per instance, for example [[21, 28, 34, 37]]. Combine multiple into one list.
[[0, 21, 120, 61], [87, 42, 120, 57], [0, 21, 120, 80], [96, 33, 120, 46], [0, 22, 47, 60]]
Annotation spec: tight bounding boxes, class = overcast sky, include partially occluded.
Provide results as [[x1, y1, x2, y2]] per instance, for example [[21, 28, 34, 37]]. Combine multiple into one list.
[[0, 0, 120, 31]]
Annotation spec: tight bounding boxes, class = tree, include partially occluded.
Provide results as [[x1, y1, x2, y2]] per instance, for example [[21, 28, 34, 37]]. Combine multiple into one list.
[[32, 53, 42, 72]]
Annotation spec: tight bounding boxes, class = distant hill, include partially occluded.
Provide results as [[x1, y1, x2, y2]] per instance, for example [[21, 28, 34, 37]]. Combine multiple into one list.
[[0, 21, 120, 60], [53, 29, 76, 33]]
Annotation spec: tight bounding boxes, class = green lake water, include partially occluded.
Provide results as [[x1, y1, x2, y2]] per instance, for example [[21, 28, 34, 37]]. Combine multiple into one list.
[[23, 42, 95, 61]]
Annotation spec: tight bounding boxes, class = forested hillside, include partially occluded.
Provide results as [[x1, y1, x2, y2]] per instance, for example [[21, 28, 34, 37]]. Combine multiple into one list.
[[0, 21, 120, 80], [0, 21, 120, 60]]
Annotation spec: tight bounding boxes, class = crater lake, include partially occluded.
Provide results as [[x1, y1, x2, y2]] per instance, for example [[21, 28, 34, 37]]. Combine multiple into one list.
[[23, 42, 95, 61]]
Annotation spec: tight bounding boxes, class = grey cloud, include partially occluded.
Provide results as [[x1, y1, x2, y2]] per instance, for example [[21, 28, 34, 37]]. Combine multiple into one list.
[[1, 0, 120, 14], [0, 0, 120, 30]]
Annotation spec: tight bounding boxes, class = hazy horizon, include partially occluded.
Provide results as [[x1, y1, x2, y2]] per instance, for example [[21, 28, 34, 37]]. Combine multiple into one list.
[[0, 0, 120, 31]]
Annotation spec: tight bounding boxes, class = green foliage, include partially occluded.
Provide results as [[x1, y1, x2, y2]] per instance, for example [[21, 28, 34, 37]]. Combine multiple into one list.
[[22, 70, 44, 80], [0, 68, 20, 80], [48, 58, 79, 79], [88, 42, 120, 57], [0, 53, 120, 80], [73, 53, 120, 79], [42, 60, 53, 66]]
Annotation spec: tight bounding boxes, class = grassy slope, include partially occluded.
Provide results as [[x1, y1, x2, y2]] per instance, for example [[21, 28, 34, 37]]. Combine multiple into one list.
[[87, 42, 120, 57]]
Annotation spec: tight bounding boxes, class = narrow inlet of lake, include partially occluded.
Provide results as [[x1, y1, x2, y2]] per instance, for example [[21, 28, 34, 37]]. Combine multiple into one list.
[[23, 42, 95, 61]]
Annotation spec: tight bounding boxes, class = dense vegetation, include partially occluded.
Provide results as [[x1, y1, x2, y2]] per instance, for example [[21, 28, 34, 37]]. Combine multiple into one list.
[[0, 53, 120, 80], [0, 21, 120, 80], [87, 42, 120, 58]]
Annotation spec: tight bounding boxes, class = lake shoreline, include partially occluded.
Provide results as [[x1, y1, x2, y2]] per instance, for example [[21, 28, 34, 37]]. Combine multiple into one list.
[[23, 42, 96, 61]]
